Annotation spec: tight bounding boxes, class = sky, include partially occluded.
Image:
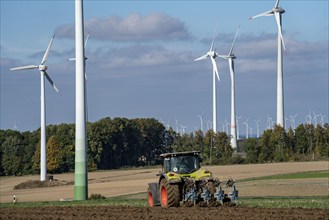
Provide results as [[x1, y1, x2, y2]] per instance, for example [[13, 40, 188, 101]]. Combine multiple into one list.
[[1, 0, 328, 136]]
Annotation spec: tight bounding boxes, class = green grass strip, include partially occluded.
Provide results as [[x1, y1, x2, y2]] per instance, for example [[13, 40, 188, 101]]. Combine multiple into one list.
[[239, 170, 328, 182], [238, 197, 329, 210]]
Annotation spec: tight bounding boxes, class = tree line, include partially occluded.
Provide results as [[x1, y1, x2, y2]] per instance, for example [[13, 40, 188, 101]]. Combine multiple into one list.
[[0, 117, 328, 176]]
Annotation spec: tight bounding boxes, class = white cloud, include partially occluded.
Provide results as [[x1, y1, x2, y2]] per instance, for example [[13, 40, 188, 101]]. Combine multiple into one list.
[[55, 13, 192, 42]]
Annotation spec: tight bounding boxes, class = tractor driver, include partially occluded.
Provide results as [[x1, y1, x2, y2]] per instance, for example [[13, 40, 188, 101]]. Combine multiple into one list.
[[178, 156, 191, 173]]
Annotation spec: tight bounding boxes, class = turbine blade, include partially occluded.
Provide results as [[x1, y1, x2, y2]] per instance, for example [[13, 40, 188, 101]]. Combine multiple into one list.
[[10, 65, 39, 71], [194, 54, 208, 61], [229, 26, 240, 55], [210, 57, 220, 81], [68, 58, 76, 61], [44, 71, 59, 93], [41, 35, 55, 65], [210, 25, 218, 51], [84, 33, 90, 48], [275, 0, 280, 8], [249, 10, 273, 20], [217, 55, 228, 59], [274, 12, 286, 50]]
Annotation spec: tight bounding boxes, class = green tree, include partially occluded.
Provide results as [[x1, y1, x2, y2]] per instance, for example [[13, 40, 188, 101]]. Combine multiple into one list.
[[314, 124, 329, 157], [295, 124, 308, 155], [244, 138, 260, 163], [286, 128, 296, 158], [259, 129, 274, 162], [304, 124, 315, 158], [1, 131, 23, 176], [46, 135, 63, 173], [270, 126, 288, 162], [203, 130, 215, 164]]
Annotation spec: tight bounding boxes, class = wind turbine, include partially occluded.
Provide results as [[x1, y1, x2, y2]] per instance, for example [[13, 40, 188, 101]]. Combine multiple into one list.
[[319, 114, 326, 127], [243, 118, 249, 139], [175, 119, 179, 133], [289, 114, 297, 130], [284, 117, 289, 130], [313, 111, 320, 125], [197, 114, 204, 132], [306, 112, 312, 124], [195, 27, 220, 133], [255, 119, 261, 138], [266, 114, 273, 129], [181, 125, 188, 134], [250, 0, 286, 128], [236, 116, 242, 140], [10, 35, 59, 181], [218, 26, 240, 150], [207, 120, 213, 131], [224, 118, 230, 135]]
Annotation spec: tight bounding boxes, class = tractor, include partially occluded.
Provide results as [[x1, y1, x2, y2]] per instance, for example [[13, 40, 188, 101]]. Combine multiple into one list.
[[147, 151, 238, 207]]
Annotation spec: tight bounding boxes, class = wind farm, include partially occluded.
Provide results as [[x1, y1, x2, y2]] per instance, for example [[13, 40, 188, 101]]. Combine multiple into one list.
[[0, 0, 328, 216]]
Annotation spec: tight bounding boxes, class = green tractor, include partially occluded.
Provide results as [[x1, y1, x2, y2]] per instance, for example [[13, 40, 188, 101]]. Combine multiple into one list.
[[147, 151, 238, 207]]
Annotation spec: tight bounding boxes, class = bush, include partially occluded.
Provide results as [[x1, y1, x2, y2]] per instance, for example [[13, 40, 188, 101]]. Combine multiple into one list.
[[89, 193, 106, 200]]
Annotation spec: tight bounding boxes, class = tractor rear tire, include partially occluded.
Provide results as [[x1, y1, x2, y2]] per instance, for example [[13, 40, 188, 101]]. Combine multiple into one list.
[[147, 186, 155, 207], [159, 178, 180, 208]]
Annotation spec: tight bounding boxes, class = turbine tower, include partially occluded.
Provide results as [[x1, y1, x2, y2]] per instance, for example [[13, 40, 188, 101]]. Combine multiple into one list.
[[10, 35, 59, 181], [218, 27, 240, 151], [68, 33, 90, 123], [250, 0, 286, 128], [195, 28, 220, 133], [75, 0, 88, 200]]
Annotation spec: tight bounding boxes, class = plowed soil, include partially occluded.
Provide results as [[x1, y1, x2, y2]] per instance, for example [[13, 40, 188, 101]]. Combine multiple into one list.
[[1, 206, 328, 220]]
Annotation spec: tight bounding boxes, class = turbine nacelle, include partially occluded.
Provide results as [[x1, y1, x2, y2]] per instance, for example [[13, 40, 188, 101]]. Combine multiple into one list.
[[273, 7, 285, 14], [39, 65, 48, 71], [207, 51, 217, 58]]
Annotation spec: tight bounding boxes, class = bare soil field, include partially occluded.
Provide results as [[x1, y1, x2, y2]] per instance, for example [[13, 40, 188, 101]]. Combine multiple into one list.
[[1, 206, 328, 220], [0, 161, 328, 203]]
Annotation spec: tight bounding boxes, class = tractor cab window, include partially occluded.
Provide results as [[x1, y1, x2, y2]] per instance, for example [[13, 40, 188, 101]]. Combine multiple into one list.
[[163, 155, 201, 174]]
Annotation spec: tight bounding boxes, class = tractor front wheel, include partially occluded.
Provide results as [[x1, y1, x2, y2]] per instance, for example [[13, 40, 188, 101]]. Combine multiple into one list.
[[159, 179, 180, 208]]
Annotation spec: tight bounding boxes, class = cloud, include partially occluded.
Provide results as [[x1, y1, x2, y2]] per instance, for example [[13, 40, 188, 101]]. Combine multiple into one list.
[[55, 13, 192, 42], [0, 57, 23, 70], [87, 45, 202, 79]]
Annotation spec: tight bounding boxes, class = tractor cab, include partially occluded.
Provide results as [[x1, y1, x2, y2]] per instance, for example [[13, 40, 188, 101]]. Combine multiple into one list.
[[160, 151, 202, 174]]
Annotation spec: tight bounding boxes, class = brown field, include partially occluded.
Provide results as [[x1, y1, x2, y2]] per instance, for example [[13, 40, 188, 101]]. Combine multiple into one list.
[[1, 161, 328, 220], [1, 206, 328, 220], [1, 161, 328, 203]]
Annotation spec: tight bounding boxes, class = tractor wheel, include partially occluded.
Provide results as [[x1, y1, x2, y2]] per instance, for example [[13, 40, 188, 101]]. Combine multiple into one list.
[[159, 179, 180, 208], [147, 186, 155, 207]]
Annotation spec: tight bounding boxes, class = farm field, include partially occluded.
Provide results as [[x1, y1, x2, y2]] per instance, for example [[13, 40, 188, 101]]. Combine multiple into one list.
[[1, 205, 328, 220], [0, 161, 328, 203], [1, 161, 328, 219]]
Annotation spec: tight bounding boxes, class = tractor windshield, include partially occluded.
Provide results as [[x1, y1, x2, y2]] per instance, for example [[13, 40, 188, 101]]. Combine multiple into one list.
[[163, 155, 201, 174]]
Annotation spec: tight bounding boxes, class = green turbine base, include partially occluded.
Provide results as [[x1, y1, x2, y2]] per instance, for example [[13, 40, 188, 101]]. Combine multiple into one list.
[[74, 185, 88, 200]]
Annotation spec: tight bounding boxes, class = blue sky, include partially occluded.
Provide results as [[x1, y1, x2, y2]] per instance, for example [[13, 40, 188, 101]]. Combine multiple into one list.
[[1, 0, 328, 135]]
